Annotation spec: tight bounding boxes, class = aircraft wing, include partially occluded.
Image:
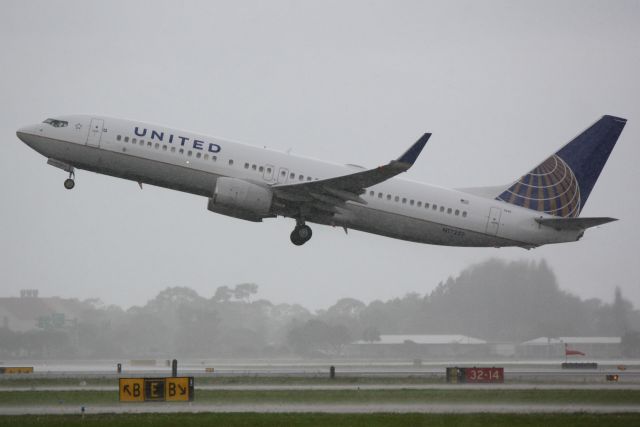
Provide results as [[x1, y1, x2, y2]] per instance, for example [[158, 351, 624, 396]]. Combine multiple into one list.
[[535, 217, 617, 231], [272, 134, 431, 215]]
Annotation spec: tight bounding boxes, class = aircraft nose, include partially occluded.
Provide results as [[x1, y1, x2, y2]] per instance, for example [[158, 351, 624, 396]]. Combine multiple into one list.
[[16, 127, 29, 142], [16, 124, 39, 142], [16, 126, 27, 139], [16, 124, 42, 148]]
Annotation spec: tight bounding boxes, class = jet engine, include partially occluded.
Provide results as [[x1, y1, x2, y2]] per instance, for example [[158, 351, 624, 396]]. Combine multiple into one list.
[[207, 177, 274, 222]]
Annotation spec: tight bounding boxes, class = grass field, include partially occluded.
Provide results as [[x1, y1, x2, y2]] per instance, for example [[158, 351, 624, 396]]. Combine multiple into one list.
[[0, 374, 635, 388], [1, 413, 639, 427], [0, 389, 638, 406]]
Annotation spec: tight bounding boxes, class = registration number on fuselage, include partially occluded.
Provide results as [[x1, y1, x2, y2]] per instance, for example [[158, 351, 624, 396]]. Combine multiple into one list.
[[442, 227, 465, 237]]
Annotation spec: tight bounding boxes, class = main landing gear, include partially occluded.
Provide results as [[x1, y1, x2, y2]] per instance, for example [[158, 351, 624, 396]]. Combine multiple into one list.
[[63, 169, 75, 190], [290, 221, 312, 246]]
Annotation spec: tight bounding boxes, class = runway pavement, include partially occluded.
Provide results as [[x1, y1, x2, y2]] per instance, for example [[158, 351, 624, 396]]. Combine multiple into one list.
[[2, 383, 640, 392], [0, 403, 639, 415]]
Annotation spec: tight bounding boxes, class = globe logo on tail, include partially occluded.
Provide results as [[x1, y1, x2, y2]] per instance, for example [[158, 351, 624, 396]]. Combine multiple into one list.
[[497, 155, 581, 218]]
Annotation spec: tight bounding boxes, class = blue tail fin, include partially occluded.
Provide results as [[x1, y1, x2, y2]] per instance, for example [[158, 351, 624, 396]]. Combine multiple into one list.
[[496, 115, 626, 217]]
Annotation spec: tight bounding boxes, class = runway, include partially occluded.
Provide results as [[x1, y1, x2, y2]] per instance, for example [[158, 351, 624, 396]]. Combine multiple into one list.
[[5, 359, 638, 378], [1, 403, 639, 415], [2, 383, 640, 392]]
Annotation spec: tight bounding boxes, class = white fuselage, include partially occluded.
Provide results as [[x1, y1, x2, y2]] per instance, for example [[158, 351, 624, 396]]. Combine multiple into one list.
[[17, 115, 582, 248]]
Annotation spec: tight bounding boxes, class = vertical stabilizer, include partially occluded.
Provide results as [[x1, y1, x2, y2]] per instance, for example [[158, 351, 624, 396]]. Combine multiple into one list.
[[496, 115, 626, 217]]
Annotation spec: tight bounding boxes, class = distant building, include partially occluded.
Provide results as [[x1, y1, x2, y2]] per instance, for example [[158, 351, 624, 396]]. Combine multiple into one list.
[[518, 337, 622, 359], [345, 334, 488, 359], [20, 289, 39, 298], [0, 292, 88, 332]]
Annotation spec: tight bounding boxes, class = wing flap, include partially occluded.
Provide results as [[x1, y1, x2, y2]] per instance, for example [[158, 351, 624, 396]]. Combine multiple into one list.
[[535, 217, 617, 231]]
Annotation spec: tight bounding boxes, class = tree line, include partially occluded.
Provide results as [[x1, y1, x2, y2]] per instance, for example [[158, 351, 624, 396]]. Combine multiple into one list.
[[1, 259, 638, 358]]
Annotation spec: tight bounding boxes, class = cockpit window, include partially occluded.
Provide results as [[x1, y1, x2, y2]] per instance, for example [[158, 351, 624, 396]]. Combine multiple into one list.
[[43, 118, 68, 128]]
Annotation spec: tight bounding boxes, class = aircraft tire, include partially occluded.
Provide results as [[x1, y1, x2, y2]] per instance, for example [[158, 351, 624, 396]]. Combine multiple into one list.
[[290, 225, 312, 245], [64, 178, 75, 190]]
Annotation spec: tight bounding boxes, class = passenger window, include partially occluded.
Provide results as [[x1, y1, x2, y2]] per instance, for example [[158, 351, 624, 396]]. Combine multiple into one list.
[[378, 192, 383, 198], [139, 140, 144, 146], [187, 151, 192, 157], [132, 138, 137, 144], [179, 148, 184, 154], [259, 166, 264, 172], [244, 163, 250, 169], [394, 196, 399, 202], [266, 167, 271, 173], [212, 156, 217, 161], [162, 145, 167, 151], [417, 201, 422, 207], [204, 154, 209, 160], [455, 209, 460, 216], [252, 165, 257, 171], [229, 160, 234, 166], [440, 206, 445, 212], [462, 211, 468, 218], [447, 208, 452, 214], [433, 204, 437, 210], [124, 136, 129, 142], [299, 175, 304, 181], [425, 203, 430, 209], [281, 170, 286, 176], [402, 198, 407, 204], [147, 141, 152, 147], [117, 135, 122, 141], [171, 147, 176, 153], [196, 152, 201, 158], [387, 194, 391, 200], [307, 177, 312, 181], [369, 191, 374, 196], [155, 143, 159, 149], [410, 200, 414, 206]]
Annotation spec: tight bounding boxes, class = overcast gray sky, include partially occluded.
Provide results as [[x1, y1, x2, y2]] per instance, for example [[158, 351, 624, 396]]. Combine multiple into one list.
[[1, 0, 639, 310]]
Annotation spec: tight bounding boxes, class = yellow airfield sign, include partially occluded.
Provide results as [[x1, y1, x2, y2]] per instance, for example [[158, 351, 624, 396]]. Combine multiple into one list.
[[166, 377, 192, 401], [119, 378, 144, 402], [0, 367, 34, 374], [119, 377, 194, 402]]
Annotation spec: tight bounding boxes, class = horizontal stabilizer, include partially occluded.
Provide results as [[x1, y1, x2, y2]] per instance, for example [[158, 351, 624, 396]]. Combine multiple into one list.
[[535, 216, 617, 231]]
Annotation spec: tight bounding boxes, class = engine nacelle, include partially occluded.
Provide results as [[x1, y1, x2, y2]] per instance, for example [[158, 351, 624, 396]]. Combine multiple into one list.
[[208, 177, 273, 222]]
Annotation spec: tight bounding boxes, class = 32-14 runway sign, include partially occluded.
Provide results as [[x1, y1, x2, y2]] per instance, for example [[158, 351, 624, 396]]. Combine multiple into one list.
[[464, 367, 504, 383], [119, 377, 194, 402]]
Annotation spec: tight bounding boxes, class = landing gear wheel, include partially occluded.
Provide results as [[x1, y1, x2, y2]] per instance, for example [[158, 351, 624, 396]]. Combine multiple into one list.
[[64, 178, 75, 190], [290, 224, 312, 246]]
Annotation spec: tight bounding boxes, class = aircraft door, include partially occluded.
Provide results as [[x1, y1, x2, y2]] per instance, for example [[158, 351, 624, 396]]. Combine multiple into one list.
[[486, 207, 502, 235], [263, 164, 275, 182], [277, 167, 289, 184], [87, 118, 104, 147]]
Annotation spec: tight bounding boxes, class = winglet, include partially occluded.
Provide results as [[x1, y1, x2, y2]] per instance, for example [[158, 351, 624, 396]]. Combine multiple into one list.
[[396, 133, 431, 165]]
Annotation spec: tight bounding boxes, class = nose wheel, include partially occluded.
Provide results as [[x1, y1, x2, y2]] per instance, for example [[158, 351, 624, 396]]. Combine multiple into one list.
[[63, 170, 75, 190], [290, 223, 312, 246]]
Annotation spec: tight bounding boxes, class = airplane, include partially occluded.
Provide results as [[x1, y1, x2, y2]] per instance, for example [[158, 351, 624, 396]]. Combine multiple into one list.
[[16, 114, 626, 248]]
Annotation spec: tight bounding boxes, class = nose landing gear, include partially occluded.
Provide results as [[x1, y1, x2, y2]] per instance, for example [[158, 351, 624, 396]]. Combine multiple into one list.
[[63, 169, 75, 190], [290, 221, 312, 246]]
